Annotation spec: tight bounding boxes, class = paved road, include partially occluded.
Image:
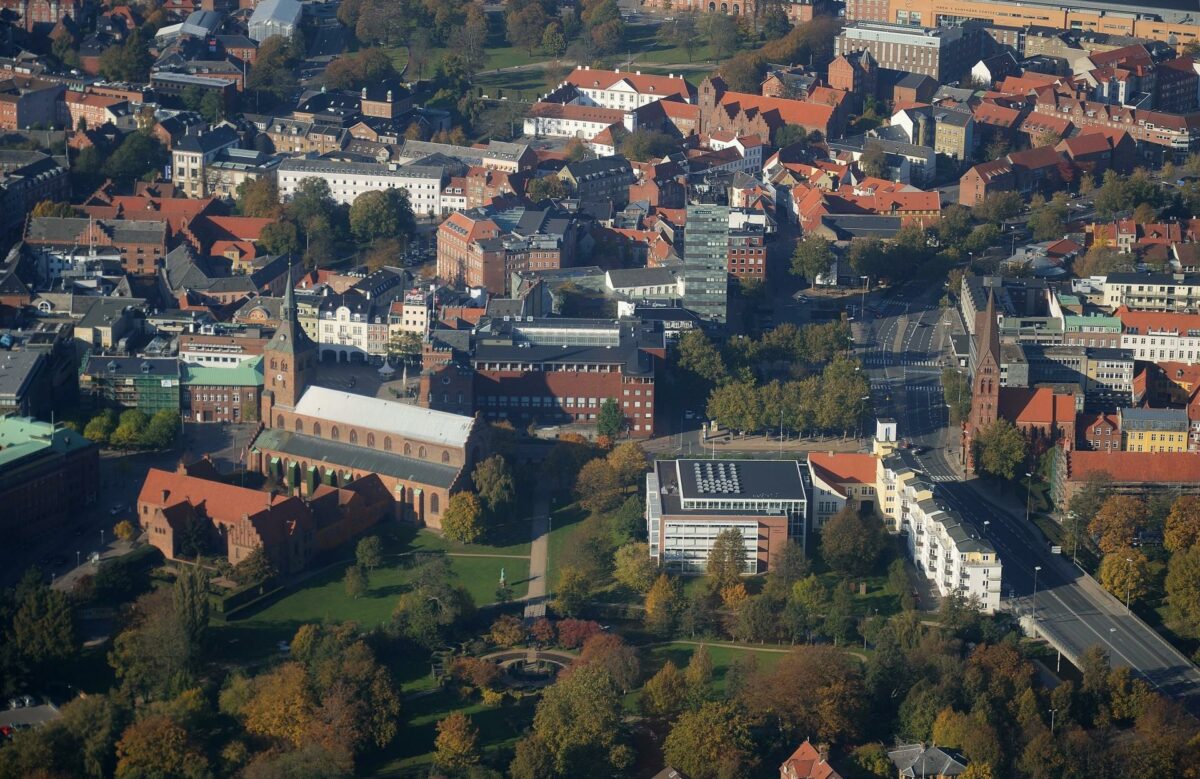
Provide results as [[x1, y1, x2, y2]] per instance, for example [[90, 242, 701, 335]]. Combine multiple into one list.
[[857, 281, 1200, 709], [523, 484, 550, 618]]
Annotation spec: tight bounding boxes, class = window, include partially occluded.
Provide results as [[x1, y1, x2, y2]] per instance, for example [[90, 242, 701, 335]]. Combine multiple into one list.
[[331, 426, 340, 441], [442, 451, 450, 463], [276, 415, 284, 428], [295, 419, 303, 433], [431, 494, 440, 514], [419, 446, 427, 458], [313, 422, 321, 436], [404, 443, 412, 455], [367, 433, 375, 448], [384, 437, 392, 451], [349, 430, 358, 444]]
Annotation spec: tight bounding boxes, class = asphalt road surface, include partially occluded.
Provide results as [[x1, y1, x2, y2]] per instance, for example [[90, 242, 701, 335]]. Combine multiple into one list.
[[857, 280, 1200, 709]]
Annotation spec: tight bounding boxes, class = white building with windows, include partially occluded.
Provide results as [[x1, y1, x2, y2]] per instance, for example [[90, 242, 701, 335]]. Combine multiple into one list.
[[277, 158, 448, 216], [1118, 307, 1200, 364], [562, 67, 695, 110], [645, 459, 810, 574], [878, 451, 1002, 612]]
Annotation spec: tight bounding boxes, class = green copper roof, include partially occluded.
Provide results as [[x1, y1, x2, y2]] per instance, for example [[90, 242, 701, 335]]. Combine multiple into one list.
[[0, 416, 95, 467], [182, 356, 264, 387]]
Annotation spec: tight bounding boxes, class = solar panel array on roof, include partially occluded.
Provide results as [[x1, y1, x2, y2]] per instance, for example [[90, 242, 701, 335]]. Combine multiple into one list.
[[694, 462, 741, 495]]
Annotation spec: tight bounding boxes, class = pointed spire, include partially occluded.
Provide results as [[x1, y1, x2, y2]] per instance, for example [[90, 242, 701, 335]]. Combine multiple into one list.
[[979, 288, 1000, 364], [282, 260, 295, 321]]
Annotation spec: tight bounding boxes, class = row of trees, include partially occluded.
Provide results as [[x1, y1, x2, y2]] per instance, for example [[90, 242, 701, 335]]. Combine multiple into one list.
[[1069, 485, 1200, 653], [82, 409, 181, 450]]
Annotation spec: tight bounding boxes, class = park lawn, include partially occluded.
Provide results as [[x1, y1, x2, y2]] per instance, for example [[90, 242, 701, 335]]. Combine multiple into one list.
[[211, 554, 530, 664], [624, 641, 789, 711], [402, 524, 532, 558], [366, 689, 537, 774], [815, 571, 900, 617], [545, 501, 589, 586]]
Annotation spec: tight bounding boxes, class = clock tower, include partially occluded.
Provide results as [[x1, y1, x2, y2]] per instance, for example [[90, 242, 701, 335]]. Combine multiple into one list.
[[261, 266, 317, 424]]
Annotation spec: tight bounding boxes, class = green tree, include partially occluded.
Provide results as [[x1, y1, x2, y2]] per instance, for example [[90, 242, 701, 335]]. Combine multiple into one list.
[[257, 220, 300, 257], [516, 664, 631, 776], [641, 660, 688, 719], [619, 129, 678, 162], [597, 398, 624, 439], [736, 594, 779, 643], [344, 564, 368, 599], [442, 492, 485, 544], [607, 441, 648, 487], [859, 141, 887, 178], [677, 330, 728, 386], [527, 175, 569, 201], [140, 409, 179, 449], [236, 177, 283, 218], [247, 34, 301, 102], [11, 579, 75, 672], [972, 418, 1027, 480], [553, 565, 591, 617], [664, 701, 755, 779], [232, 546, 277, 585], [707, 528, 747, 591], [171, 565, 209, 660], [506, 2, 548, 54], [613, 542, 657, 593], [355, 535, 384, 571], [199, 91, 225, 123], [707, 380, 764, 433], [102, 132, 168, 184], [349, 188, 415, 245], [820, 506, 887, 577], [472, 454, 516, 516], [973, 190, 1023, 224], [434, 712, 480, 771], [83, 409, 118, 445], [1166, 546, 1200, 638], [791, 235, 834, 281], [1028, 192, 1070, 241], [942, 368, 972, 426], [962, 223, 1001, 255], [823, 582, 855, 645]]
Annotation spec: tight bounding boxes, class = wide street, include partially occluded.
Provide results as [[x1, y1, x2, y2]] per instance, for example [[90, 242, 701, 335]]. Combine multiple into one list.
[[858, 280, 1200, 708]]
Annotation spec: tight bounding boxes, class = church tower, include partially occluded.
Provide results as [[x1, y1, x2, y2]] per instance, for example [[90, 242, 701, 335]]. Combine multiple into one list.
[[964, 290, 1001, 471], [261, 266, 317, 425]]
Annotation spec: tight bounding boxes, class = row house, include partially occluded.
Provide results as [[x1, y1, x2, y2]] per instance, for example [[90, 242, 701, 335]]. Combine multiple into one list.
[[1118, 306, 1200, 364], [562, 67, 695, 111], [25, 216, 167, 276], [1031, 93, 1200, 161]]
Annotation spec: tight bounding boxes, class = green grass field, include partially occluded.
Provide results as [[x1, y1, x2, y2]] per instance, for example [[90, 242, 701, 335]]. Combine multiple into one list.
[[623, 641, 789, 711], [211, 525, 532, 664], [365, 689, 537, 775], [545, 501, 589, 586]]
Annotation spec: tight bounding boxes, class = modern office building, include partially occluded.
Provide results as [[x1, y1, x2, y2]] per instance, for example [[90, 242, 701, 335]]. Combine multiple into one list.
[[683, 204, 730, 326], [645, 458, 810, 574], [0, 416, 99, 543]]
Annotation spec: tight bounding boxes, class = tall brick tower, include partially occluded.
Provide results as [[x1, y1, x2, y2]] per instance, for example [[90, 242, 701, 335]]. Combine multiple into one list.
[[964, 290, 1001, 472]]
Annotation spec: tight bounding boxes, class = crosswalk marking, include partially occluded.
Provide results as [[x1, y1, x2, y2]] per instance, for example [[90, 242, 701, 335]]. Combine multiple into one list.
[[861, 357, 942, 367], [930, 474, 957, 482]]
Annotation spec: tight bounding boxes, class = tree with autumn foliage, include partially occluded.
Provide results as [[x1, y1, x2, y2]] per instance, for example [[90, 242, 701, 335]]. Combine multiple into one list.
[[1099, 548, 1151, 607], [434, 712, 480, 771], [1089, 495, 1148, 554], [641, 660, 688, 720], [1165, 495, 1200, 553], [114, 715, 209, 779], [664, 701, 757, 779], [577, 633, 641, 693], [644, 573, 681, 636]]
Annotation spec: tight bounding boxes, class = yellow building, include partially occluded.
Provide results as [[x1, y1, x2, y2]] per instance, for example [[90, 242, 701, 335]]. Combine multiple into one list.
[[1119, 407, 1189, 453], [844, 0, 1200, 48]]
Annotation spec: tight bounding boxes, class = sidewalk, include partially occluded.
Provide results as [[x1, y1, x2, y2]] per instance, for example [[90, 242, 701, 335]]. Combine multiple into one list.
[[51, 538, 136, 593], [523, 483, 551, 617]]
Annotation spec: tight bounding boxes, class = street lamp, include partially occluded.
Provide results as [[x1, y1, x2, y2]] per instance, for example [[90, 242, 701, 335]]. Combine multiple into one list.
[[859, 275, 870, 320], [100, 528, 105, 548], [76, 550, 80, 569], [1049, 708, 1058, 735], [1032, 565, 1042, 618], [1024, 471, 1034, 524], [1124, 556, 1134, 612]]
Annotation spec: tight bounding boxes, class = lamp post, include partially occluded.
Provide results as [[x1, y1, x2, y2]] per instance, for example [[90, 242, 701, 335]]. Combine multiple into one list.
[[1124, 556, 1134, 612], [1049, 708, 1058, 735], [1068, 510, 1079, 566], [1024, 471, 1034, 524], [76, 550, 80, 569], [1032, 565, 1042, 618], [859, 275, 869, 320]]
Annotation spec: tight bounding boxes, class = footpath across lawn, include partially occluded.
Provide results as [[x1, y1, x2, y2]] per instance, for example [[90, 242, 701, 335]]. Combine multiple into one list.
[[623, 641, 789, 712]]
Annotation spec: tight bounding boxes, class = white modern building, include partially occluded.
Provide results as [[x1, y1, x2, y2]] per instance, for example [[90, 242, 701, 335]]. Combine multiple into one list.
[[645, 459, 810, 574], [878, 451, 1002, 612], [1118, 308, 1200, 364], [248, 0, 302, 42], [277, 158, 448, 216]]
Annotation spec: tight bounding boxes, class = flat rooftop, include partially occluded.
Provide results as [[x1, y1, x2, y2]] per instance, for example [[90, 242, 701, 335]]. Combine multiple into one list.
[[655, 458, 808, 516]]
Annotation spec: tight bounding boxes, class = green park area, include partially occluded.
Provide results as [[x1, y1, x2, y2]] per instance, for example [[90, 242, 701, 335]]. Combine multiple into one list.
[[212, 525, 532, 664]]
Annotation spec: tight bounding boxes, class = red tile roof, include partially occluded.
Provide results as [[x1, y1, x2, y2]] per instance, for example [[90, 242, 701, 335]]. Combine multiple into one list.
[[565, 68, 693, 101], [716, 90, 836, 131], [528, 102, 628, 124], [809, 452, 877, 486], [1065, 450, 1200, 484], [998, 387, 1074, 427], [1116, 306, 1200, 335], [780, 740, 844, 779]]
